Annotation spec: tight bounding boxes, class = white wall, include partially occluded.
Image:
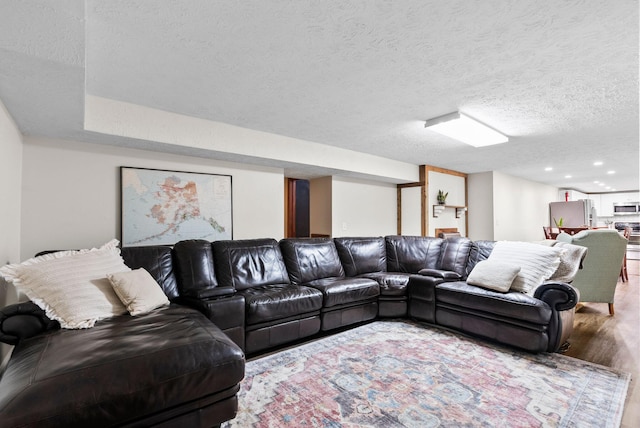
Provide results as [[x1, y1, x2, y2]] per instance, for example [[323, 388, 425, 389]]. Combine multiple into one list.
[[20, 138, 286, 260], [467, 172, 494, 241], [85, 95, 419, 184], [428, 171, 467, 236], [400, 186, 422, 236], [310, 176, 332, 236], [0, 100, 23, 364], [332, 177, 397, 237], [492, 171, 558, 242]]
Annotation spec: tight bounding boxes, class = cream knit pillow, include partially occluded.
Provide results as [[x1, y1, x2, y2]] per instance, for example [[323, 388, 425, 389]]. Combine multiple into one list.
[[0, 240, 129, 329], [107, 268, 170, 316]]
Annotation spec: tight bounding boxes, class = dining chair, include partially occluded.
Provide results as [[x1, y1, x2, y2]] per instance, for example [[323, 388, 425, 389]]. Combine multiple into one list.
[[543, 226, 559, 239], [559, 227, 588, 236]]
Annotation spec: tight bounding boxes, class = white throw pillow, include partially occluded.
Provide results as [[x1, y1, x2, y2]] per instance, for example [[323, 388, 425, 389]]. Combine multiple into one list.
[[107, 268, 170, 316], [488, 241, 563, 294], [0, 240, 129, 329], [466, 260, 521, 293]]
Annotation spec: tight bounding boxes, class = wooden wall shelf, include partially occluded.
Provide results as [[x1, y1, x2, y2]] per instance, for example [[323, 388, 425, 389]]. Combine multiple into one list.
[[432, 204, 467, 218]]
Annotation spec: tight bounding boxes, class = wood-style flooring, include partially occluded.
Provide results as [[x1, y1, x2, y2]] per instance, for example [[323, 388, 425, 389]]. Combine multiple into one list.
[[564, 258, 639, 427]]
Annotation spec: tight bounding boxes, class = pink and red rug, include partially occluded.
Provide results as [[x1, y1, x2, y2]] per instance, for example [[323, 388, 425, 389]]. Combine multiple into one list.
[[225, 321, 629, 427]]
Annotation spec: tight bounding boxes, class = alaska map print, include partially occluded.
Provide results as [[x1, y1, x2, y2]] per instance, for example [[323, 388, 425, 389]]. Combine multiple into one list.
[[121, 167, 232, 246]]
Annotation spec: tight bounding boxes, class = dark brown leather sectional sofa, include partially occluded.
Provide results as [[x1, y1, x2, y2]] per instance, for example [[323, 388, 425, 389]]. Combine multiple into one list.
[[0, 235, 579, 427]]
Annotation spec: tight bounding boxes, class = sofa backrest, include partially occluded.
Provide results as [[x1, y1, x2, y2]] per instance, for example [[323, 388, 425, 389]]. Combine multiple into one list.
[[121, 245, 179, 300], [465, 240, 496, 276], [334, 237, 386, 277], [173, 239, 230, 299], [385, 235, 443, 273], [437, 237, 473, 278], [280, 238, 345, 284], [213, 238, 290, 290]]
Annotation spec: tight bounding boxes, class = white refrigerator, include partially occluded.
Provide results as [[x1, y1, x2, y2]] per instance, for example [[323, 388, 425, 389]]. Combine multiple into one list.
[[549, 200, 597, 228]]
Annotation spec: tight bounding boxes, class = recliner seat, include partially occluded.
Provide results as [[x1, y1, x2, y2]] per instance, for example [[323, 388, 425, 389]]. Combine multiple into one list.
[[280, 238, 379, 331], [213, 238, 323, 354]]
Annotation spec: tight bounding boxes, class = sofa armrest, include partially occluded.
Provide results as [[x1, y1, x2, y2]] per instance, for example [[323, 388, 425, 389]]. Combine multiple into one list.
[[533, 281, 579, 311], [534, 281, 579, 352], [181, 286, 236, 300], [0, 302, 60, 345], [418, 268, 462, 281], [177, 295, 245, 332]]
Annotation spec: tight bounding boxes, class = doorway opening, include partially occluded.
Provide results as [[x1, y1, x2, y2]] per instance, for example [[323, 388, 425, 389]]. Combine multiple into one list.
[[285, 178, 310, 238]]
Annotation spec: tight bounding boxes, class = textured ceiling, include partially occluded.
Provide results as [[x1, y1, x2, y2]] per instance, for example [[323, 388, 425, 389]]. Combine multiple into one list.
[[1, 0, 638, 192]]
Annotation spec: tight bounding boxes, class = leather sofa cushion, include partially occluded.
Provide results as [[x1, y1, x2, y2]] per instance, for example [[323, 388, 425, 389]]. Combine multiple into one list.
[[360, 272, 410, 296], [121, 245, 179, 300], [436, 281, 552, 325], [385, 235, 443, 273], [306, 277, 379, 307], [0, 305, 244, 427], [281, 238, 345, 284], [334, 237, 386, 276], [436, 237, 473, 277], [173, 240, 223, 298], [214, 239, 291, 290], [238, 284, 323, 325]]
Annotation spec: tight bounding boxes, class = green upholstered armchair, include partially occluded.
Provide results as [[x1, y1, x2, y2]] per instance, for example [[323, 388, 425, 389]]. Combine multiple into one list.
[[556, 229, 627, 315]]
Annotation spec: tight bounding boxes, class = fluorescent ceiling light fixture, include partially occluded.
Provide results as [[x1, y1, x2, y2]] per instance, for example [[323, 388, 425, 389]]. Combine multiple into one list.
[[424, 112, 508, 147], [607, 170, 616, 174], [593, 161, 603, 166], [544, 167, 553, 171], [565, 175, 572, 178]]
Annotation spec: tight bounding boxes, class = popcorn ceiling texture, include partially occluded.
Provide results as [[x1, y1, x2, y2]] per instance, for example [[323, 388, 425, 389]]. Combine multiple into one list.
[[0, 1, 637, 190]]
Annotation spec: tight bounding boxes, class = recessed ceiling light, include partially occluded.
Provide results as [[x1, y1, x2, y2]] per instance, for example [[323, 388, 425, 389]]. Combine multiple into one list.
[[544, 167, 553, 171], [599, 183, 605, 186], [593, 180, 600, 183], [424, 112, 508, 147], [607, 170, 615, 174], [606, 186, 611, 190], [593, 161, 603, 166], [564, 175, 572, 178]]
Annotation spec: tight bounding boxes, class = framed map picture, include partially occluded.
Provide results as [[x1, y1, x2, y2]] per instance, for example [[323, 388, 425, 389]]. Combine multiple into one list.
[[120, 167, 232, 246]]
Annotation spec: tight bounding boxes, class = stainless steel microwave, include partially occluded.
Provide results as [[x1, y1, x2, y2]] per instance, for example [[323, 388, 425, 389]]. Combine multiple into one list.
[[613, 202, 640, 215]]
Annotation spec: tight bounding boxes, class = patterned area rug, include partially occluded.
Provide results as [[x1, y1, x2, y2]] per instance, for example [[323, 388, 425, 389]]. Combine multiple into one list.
[[224, 321, 630, 427]]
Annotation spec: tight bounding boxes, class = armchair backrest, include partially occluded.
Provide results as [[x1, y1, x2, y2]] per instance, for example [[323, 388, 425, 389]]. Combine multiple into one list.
[[556, 230, 627, 304], [385, 235, 443, 273], [436, 237, 473, 278], [173, 240, 222, 298], [213, 238, 290, 290], [121, 245, 179, 300], [280, 238, 344, 284], [334, 237, 386, 277]]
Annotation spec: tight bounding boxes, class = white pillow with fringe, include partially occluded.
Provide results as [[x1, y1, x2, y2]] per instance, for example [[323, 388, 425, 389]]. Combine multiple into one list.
[[0, 240, 129, 329], [488, 241, 563, 294]]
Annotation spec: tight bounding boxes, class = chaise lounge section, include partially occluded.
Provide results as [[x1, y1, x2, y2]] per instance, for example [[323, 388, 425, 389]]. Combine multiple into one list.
[[0, 244, 245, 428]]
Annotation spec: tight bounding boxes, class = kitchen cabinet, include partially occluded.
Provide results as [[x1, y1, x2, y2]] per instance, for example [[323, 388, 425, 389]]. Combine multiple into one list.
[[590, 194, 601, 215], [598, 194, 616, 216], [592, 192, 640, 217]]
